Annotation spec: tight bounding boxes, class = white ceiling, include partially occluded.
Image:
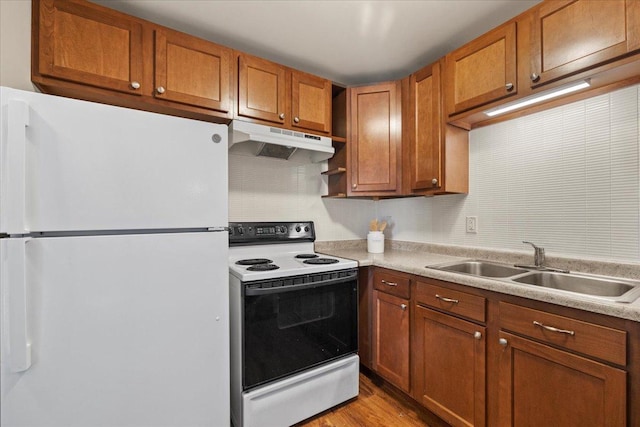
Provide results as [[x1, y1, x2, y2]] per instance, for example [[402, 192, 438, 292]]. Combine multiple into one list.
[[94, 0, 540, 86]]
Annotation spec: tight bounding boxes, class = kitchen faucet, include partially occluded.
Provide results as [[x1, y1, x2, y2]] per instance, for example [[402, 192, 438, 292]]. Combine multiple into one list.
[[515, 241, 569, 273], [523, 241, 544, 267]]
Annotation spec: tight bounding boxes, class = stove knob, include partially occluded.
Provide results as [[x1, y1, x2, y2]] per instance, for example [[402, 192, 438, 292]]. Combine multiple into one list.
[[295, 226, 301, 232], [304, 226, 309, 232], [238, 227, 244, 235], [281, 226, 287, 233]]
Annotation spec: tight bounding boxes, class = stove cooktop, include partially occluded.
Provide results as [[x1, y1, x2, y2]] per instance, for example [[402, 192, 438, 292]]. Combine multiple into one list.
[[228, 221, 357, 281]]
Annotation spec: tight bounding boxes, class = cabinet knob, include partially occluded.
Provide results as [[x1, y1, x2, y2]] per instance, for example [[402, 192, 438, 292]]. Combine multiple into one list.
[[431, 178, 438, 185], [474, 331, 482, 340], [156, 86, 165, 94], [505, 83, 514, 91], [279, 113, 285, 120], [352, 184, 357, 189], [400, 304, 407, 311], [530, 73, 540, 82], [499, 338, 508, 347], [294, 117, 300, 123], [130, 81, 140, 90]]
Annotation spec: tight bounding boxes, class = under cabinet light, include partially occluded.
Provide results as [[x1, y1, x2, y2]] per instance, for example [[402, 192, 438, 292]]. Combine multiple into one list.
[[484, 79, 591, 117]]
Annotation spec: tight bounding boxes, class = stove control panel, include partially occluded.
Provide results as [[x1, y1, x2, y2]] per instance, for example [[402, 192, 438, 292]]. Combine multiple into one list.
[[229, 221, 315, 245]]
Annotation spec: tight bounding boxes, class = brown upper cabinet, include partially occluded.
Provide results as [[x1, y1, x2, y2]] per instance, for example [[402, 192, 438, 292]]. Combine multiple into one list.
[[34, 0, 143, 95], [444, 21, 518, 116], [32, 0, 233, 122], [529, 0, 640, 88], [237, 53, 332, 134], [405, 61, 468, 196], [153, 28, 232, 113], [349, 81, 402, 196]]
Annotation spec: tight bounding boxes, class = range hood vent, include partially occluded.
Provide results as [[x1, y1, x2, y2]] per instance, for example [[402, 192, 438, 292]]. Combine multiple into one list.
[[229, 120, 334, 163]]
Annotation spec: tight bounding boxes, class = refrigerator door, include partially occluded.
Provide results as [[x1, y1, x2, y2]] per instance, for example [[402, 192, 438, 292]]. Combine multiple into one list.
[[0, 232, 229, 427], [0, 87, 228, 234]]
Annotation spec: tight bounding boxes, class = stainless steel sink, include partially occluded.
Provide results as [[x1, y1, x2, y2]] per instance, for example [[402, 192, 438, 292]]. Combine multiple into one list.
[[511, 271, 640, 303], [430, 260, 529, 278], [428, 259, 640, 303]]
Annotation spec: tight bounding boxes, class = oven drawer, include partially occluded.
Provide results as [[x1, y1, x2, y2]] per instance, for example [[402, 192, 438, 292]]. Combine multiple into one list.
[[373, 268, 411, 299]]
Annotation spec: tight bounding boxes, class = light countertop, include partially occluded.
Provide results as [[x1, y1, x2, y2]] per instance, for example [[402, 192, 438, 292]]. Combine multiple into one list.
[[315, 240, 640, 323]]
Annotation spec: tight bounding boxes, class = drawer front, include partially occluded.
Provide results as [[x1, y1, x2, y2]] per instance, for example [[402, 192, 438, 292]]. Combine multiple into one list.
[[373, 269, 411, 299], [416, 281, 486, 323], [499, 302, 626, 366]]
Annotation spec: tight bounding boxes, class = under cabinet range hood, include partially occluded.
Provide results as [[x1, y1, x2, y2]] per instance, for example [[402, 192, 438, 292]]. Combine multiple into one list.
[[229, 120, 334, 163]]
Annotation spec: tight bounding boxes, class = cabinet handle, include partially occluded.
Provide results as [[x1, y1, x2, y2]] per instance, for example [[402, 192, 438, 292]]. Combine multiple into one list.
[[431, 178, 438, 185], [156, 86, 165, 94], [352, 184, 357, 189], [381, 280, 398, 287], [294, 117, 300, 123], [505, 83, 514, 91], [499, 338, 508, 347], [400, 304, 407, 311], [533, 321, 575, 336], [130, 81, 140, 90], [279, 113, 285, 120], [435, 294, 459, 304], [530, 73, 540, 82], [474, 331, 482, 340]]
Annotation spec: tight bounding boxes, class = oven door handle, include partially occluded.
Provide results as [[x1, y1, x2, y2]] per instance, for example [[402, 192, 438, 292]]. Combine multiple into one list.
[[244, 274, 356, 296]]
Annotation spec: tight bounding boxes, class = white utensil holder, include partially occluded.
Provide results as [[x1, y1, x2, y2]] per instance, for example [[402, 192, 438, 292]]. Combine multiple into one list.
[[367, 231, 384, 253]]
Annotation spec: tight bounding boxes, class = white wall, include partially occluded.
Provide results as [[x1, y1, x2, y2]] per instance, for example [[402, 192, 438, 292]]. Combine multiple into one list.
[[228, 154, 373, 241], [0, 1, 33, 91], [379, 84, 640, 262]]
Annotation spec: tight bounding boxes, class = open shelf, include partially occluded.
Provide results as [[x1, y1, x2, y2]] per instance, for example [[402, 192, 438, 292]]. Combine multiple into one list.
[[322, 167, 347, 176]]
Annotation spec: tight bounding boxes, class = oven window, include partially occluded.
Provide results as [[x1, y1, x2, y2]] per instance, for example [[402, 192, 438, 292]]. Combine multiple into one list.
[[243, 278, 357, 390]]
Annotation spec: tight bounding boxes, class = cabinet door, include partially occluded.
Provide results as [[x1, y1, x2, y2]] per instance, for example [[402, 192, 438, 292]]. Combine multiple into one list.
[[530, 0, 640, 87], [237, 54, 287, 124], [350, 82, 400, 194], [35, 0, 143, 95], [409, 61, 442, 191], [291, 70, 332, 134], [445, 22, 517, 115], [154, 28, 231, 113], [372, 290, 410, 392], [498, 331, 626, 427], [414, 305, 486, 427]]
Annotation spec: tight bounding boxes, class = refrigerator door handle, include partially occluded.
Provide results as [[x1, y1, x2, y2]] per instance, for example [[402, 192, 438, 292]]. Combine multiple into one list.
[[1, 99, 29, 234], [1, 238, 32, 372]]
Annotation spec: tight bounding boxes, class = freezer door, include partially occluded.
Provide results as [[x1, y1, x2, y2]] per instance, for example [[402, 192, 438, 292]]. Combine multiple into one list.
[[0, 87, 228, 233], [0, 232, 229, 427]]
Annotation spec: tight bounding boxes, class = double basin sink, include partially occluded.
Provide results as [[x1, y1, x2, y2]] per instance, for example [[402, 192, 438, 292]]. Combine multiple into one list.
[[428, 260, 640, 303]]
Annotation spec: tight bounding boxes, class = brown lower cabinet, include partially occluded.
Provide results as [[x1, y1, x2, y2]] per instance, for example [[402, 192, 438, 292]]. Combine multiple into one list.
[[413, 305, 486, 427], [362, 267, 638, 427], [498, 331, 626, 427], [371, 268, 411, 393]]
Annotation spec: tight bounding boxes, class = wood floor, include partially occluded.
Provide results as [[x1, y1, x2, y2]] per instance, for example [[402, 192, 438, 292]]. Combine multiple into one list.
[[294, 371, 444, 427]]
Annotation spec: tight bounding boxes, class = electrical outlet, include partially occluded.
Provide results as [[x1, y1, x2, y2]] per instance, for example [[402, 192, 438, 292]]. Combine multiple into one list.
[[466, 216, 478, 233]]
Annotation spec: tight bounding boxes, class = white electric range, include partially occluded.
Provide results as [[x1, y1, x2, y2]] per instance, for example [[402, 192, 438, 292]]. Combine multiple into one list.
[[228, 221, 359, 427]]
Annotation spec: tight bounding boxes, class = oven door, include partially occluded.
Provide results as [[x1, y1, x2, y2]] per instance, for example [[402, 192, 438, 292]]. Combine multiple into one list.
[[242, 269, 358, 390]]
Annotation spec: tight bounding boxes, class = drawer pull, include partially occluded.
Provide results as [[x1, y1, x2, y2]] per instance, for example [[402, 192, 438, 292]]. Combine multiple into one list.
[[533, 321, 575, 336], [381, 280, 398, 287], [435, 294, 459, 304]]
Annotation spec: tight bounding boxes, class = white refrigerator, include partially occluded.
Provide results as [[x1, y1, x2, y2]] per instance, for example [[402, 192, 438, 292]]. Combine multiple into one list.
[[0, 87, 230, 426]]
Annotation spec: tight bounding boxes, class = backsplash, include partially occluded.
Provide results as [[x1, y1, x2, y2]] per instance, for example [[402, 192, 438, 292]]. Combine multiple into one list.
[[229, 84, 640, 262], [228, 154, 373, 241]]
